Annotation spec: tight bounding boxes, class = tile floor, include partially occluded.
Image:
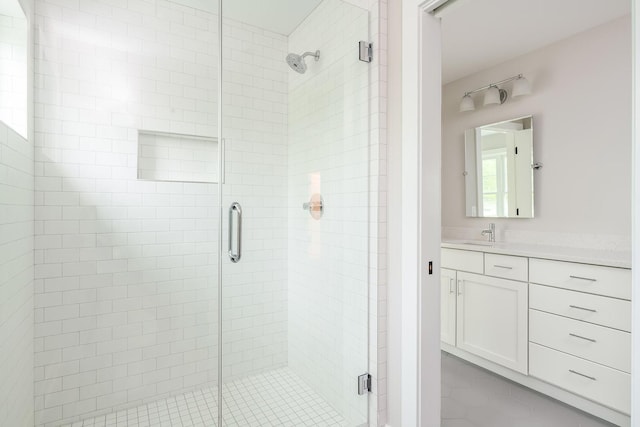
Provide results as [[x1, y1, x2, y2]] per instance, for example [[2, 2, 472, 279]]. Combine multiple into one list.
[[62, 352, 620, 427], [442, 351, 617, 427], [65, 368, 344, 427]]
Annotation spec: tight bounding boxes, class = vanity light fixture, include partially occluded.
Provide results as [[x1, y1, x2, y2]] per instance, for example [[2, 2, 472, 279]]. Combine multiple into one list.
[[483, 85, 504, 106], [459, 74, 531, 112], [512, 75, 532, 97]]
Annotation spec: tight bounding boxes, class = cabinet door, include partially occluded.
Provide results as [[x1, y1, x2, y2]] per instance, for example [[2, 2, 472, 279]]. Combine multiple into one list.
[[441, 268, 457, 346], [456, 272, 528, 374]]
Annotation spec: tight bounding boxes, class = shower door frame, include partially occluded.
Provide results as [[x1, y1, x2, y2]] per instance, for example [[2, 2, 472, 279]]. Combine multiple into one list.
[[216, 3, 223, 426]]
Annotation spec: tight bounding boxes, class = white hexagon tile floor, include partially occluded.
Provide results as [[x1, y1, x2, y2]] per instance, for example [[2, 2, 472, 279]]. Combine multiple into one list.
[[441, 352, 617, 427]]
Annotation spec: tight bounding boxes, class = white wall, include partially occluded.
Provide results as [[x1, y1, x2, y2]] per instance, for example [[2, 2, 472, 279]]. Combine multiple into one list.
[[386, 0, 402, 424], [0, 0, 34, 425], [368, 0, 388, 424], [442, 16, 632, 249], [632, 2, 640, 424], [286, 1, 370, 425], [33, 1, 220, 423], [32, 0, 386, 424], [31, 0, 295, 424], [220, 16, 289, 382], [0, 121, 35, 427]]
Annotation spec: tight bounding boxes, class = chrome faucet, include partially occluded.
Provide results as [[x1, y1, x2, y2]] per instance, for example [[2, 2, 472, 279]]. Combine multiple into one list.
[[481, 223, 496, 242]]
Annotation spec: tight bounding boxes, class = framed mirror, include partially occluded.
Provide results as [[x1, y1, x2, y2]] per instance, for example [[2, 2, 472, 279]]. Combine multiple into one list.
[[0, 0, 28, 138], [464, 116, 534, 218]]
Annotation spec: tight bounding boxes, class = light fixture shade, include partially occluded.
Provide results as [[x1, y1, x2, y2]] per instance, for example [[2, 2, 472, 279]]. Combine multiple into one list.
[[459, 94, 475, 112], [483, 86, 501, 106], [512, 76, 531, 97]]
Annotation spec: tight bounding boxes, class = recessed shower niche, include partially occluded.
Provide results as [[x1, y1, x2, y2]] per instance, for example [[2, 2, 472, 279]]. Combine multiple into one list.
[[137, 130, 220, 183]]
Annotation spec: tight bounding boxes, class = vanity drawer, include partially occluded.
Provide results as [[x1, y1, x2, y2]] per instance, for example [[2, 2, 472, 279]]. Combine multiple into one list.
[[529, 343, 630, 414], [484, 253, 528, 282], [441, 248, 483, 274], [529, 258, 630, 300], [529, 310, 631, 373], [530, 284, 631, 332]]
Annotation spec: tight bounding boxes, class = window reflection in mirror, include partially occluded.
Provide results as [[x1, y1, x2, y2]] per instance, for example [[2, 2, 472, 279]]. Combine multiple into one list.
[[0, 0, 27, 138], [464, 116, 534, 218]]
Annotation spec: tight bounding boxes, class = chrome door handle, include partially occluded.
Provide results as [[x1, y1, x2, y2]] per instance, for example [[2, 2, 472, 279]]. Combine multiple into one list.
[[449, 278, 455, 294], [457, 280, 462, 296], [228, 202, 242, 263]]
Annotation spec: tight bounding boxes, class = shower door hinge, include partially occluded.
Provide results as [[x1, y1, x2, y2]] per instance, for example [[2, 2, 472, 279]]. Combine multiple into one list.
[[357, 373, 372, 395], [359, 41, 373, 63]]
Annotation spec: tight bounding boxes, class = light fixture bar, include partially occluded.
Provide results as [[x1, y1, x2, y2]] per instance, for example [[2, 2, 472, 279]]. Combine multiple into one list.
[[463, 74, 524, 96]]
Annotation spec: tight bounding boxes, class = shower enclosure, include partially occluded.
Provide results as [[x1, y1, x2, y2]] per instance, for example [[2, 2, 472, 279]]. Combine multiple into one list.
[[30, 0, 373, 425]]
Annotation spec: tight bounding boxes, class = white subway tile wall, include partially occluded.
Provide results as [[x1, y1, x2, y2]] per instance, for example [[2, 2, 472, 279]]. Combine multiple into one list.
[[371, 1, 388, 423], [219, 17, 289, 382], [335, 1, 388, 425], [287, 1, 370, 425], [0, 122, 35, 426], [0, 9, 28, 137], [33, 1, 220, 425], [32, 0, 388, 426]]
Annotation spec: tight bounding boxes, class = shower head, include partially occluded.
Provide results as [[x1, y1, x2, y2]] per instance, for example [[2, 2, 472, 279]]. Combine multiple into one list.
[[286, 50, 320, 74]]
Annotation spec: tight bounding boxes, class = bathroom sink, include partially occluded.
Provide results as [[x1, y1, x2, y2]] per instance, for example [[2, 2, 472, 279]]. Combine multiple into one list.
[[444, 239, 494, 247]]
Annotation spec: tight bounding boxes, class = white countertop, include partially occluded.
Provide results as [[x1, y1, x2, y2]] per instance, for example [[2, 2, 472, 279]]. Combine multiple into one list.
[[441, 240, 632, 269]]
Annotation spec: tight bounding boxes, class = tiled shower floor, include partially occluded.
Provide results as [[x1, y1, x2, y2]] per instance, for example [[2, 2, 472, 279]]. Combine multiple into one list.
[[65, 368, 345, 427]]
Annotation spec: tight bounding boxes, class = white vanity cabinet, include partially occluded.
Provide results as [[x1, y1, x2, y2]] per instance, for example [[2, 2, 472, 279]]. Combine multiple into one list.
[[440, 248, 528, 374], [456, 272, 528, 374], [440, 268, 457, 346], [528, 259, 632, 415], [440, 243, 632, 426]]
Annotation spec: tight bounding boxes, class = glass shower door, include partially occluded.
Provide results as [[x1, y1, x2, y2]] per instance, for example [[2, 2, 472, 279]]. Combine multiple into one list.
[[219, 0, 371, 425]]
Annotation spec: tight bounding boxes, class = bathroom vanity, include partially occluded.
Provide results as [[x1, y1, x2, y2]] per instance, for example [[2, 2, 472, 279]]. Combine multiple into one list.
[[441, 241, 631, 426]]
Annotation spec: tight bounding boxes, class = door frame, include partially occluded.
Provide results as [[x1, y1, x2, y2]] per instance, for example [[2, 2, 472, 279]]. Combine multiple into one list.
[[400, 1, 443, 426], [401, 0, 640, 425], [631, 0, 639, 423]]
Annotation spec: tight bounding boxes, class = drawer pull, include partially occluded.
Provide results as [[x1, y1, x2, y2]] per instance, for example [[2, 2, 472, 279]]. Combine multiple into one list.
[[493, 265, 513, 270], [569, 333, 597, 343], [569, 305, 597, 313], [568, 369, 597, 381], [569, 275, 597, 282]]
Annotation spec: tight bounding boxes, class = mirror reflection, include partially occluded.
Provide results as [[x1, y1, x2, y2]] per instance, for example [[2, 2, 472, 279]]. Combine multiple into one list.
[[464, 116, 534, 218], [0, 0, 27, 138]]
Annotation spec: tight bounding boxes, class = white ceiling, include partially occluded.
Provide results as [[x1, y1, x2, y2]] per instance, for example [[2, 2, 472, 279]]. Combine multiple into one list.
[[169, 0, 323, 36], [225, 0, 322, 35], [441, 0, 631, 84], [0, 0, 25, 18]]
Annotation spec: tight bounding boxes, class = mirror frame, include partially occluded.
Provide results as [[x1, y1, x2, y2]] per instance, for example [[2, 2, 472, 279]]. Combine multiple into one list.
[[464, 115, 535, 218]]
